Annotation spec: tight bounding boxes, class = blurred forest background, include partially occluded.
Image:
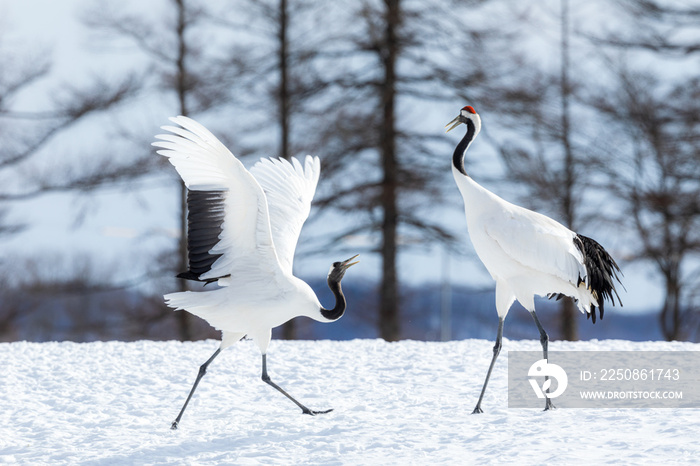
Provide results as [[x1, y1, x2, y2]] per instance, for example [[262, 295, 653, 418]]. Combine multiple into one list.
[[1, 0, 700, 344]]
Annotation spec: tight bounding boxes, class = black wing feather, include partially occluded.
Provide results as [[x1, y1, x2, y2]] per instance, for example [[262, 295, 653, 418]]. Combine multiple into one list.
[[177, 190, 230, 284]]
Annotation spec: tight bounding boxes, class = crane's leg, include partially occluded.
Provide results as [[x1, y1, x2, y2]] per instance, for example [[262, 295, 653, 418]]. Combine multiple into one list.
[[473, 317, 504, 414], [261, 354, 332, 416], [530, 310, 554, 411], [171, 348, 222, 430]]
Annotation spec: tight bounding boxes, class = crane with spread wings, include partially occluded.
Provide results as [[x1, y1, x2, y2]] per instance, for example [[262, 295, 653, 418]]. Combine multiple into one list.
[[153, 116, 358, 429]]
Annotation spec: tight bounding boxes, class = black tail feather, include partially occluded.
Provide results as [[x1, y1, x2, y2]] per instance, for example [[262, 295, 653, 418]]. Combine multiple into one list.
[[547, 235, 623, 325], [575, 234, 623, 324]]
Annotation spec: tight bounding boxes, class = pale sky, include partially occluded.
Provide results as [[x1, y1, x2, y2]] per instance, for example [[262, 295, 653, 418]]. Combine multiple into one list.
[[0, 0, 665, 313]]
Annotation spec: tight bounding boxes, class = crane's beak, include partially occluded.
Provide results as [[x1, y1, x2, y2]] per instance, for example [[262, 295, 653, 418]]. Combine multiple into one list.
[[340, 254, 360, 270], [445, 115, 463, 133]]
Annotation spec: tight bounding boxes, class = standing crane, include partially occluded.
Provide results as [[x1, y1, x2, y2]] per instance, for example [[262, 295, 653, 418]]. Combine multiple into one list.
[[445, 106, 622, 413], [153, 116, 358, 429]]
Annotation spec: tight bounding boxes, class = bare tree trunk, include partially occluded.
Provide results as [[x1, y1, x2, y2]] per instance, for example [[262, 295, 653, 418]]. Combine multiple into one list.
[[660, 270, 682, 341], [279, 0, 290, 162], [277, 0, 296, 340], [559, 0, 578, 341], [378, 0, 400, 341], [174, 0, 192, 341], [559, 296, 578, 340]]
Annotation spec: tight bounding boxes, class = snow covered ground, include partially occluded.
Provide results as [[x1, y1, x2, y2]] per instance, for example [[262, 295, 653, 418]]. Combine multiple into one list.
[[2, 338, 699, 465]]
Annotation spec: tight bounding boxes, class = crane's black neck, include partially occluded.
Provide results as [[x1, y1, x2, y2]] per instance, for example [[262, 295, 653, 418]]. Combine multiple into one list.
[[320, 278, 346, 321], [453, 119, 476, 177]]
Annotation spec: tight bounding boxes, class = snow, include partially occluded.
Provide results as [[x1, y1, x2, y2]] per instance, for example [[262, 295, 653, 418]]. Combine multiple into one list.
[[2, 338, 699, 464]]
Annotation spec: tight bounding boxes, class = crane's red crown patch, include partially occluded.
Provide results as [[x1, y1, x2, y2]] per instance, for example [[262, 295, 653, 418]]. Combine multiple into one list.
[[461, 105, 476, 114]]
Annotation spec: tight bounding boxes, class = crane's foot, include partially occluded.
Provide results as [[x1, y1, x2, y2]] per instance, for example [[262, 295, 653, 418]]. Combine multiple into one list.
[[472, 405, 483, 414], [302, 408, 333, 416], [544, 399, 556, 411], [171, 421, 179, 430]]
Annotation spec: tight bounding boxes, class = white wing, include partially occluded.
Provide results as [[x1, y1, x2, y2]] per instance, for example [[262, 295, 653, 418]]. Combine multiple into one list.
[[152, 116, 280, 282], [249, 156, 320, 274], [484, 204, 586, 286]]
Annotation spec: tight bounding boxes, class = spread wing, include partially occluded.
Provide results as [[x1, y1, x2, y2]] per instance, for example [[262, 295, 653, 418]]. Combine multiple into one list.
[[152, 116, 280, 284], [249, 156, 320, 275], [484, 205, 586, 286]]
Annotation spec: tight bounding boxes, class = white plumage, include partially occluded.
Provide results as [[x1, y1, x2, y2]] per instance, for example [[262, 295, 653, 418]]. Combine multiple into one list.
[[153, 116, 358, 428], [446, 106, 622, 413], [455, 174, 593, 316]]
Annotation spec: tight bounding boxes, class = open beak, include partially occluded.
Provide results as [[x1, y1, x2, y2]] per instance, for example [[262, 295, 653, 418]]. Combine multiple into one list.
[[340, 254, 360, 270], [445, 115, 463, 133]]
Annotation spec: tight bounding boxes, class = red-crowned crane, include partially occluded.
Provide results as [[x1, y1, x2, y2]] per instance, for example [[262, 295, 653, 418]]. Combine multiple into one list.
[[153, 116, 358, 429], [445, 106, 622, 413]]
